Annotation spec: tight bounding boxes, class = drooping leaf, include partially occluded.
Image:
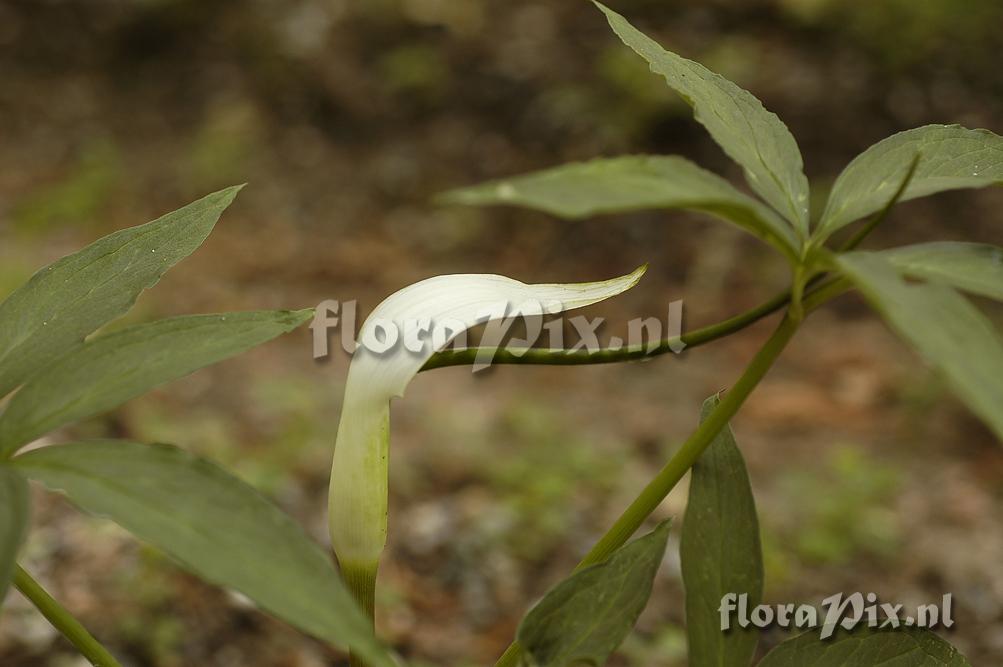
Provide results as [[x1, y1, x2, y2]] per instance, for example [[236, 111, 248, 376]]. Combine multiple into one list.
[[595, 2, 810, 234], [819, 125, 1003, 238], [11, 440, 397, 667], [441, 156, 800, 261], [0, 466, 29, 603], [0, 310, 313, 456], [517, 520, 671, 667], [758, 627, 971, 667], [883, 242, 1003, 301], [681, 395, 762, 667], [0, 186, 243, 399], [837, 251, 1003, 440], [329, 267, 645, 568]]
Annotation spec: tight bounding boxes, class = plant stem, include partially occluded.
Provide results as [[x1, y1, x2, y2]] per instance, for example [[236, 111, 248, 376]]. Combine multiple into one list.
[[341, 560, 377, 623], [422, 284, 796, 371], [425, 154, 915, 375], [493, 312, 801, 667], [802, 276, 850, 311], [341, 560, 377, 667], [584, 314, 798, 565], [13, 565, 123, 667]]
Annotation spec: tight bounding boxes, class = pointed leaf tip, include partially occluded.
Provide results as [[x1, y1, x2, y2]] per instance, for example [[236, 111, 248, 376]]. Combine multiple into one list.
[[0, 187, 246, 398], [819, 124, 1003, 237], [438, 156, 800, 260], [517, 519, 671, 666], [683, 395, 763, 667], [593, 2, 810, 234]]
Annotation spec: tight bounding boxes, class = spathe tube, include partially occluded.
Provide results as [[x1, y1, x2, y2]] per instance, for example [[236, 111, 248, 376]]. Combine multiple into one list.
[[328, 267, 646, 582]]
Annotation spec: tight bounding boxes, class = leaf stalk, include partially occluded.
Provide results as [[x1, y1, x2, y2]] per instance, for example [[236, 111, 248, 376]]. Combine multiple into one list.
[[13, 565, 123, 667], [492, 282, 852, 666]]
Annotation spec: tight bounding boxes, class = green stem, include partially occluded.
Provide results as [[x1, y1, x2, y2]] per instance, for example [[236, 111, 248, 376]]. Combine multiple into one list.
[[341, 560, 377, 622], [583, 313, 799, 567], [802, 276, 850, 311], [423, 154, 914, 375], [494, 312, 801, 667], [341, 560, 377, 667], [13, 565, 123, 667], [788, 264, 808, 322], [422, 284, 796, 371]]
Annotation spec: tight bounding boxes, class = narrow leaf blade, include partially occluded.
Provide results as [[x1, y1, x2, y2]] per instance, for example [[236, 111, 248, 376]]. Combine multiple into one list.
[[837, 251, 1003, 440], [595, 2, 810, 233], [759, 627, 971, 667], [11, 440, 396, 667], [819, 125, 1003, 237], [0, 309, 313, 455], [441, 156, 799, 260], [0, 466, 29, 603], [0, 186, 243, 398], [517, 520, 671, 667], [681, 395, 763, 666], [883, 242, 1003, 301]]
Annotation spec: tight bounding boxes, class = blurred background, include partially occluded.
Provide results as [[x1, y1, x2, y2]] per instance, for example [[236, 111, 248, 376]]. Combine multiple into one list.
[[1, 0, 1003, 665]]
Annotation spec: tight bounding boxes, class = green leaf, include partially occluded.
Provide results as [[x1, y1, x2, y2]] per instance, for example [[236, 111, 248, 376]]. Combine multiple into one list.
[[441, 156, 800, 261], [517, 520, 671, 667], [837, 251, 1003, 440], [0, 466, 29, 603], [819, 125, 1003, 238], [883, 242, 1003, 301], [594, 2, 810, 234], [758, 627, 971, 667], [0, 186, 243, 399], [681, 395, 762, 667], [11, 440, 396, 667], [0, 310, 313, 456]]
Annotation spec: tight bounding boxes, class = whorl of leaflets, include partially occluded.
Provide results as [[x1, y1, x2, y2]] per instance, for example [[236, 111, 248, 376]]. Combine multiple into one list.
[[328, 266, 646, 570]]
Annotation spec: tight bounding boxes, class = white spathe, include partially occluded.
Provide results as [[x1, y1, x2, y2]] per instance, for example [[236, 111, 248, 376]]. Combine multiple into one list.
[[329, 267, 646, 566]]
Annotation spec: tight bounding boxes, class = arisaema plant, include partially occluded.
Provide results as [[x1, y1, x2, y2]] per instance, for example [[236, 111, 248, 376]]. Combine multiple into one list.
[[1, 2, 1002, 666]]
